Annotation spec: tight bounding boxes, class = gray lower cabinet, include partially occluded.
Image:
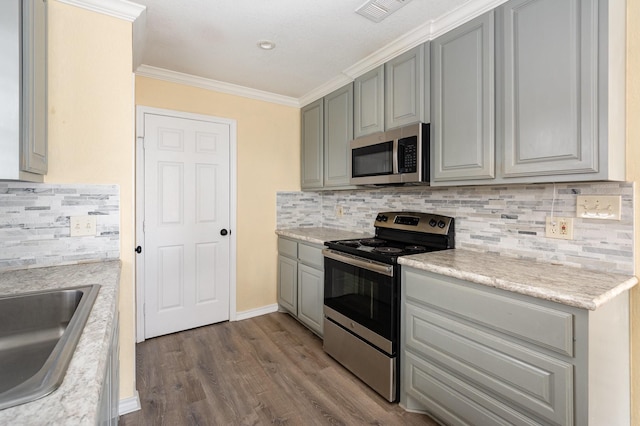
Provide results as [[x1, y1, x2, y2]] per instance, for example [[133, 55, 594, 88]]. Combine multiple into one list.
[[277, 237, 324, 336], [0, 0, 47, 182], [99, 311, 120, 425], [431, 0, 626, 186], [401, 267, 630, 426], [301, 84, 354, 190]]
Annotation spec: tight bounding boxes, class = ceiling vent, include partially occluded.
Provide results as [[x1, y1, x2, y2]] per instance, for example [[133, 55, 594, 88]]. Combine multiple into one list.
[[356, 0, 413, 23]]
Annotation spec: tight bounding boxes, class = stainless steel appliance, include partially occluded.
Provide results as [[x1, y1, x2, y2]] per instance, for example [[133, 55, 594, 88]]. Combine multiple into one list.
[[349, 123, 429, 186], [323, 211, 454, 402]]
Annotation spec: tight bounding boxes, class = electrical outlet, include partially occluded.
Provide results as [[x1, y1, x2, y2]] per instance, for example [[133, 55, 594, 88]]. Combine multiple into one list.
[[335, 205, 344, 218], [576, 195, 621, 220], [70, 216, 97, 237], [545, 216, 574, 240]]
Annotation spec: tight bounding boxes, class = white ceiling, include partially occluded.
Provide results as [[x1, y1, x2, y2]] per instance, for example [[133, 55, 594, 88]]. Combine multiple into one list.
[[129, 0, 502, 105]]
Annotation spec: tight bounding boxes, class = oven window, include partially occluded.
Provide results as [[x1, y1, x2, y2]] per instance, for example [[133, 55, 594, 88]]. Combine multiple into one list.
[[352, 141, 393, 177], [324, 257, 396, 341]]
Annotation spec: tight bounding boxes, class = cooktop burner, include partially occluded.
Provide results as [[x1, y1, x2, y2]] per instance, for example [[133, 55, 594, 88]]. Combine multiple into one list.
[[324, 211, 455, 264], [360, 238, 386, 247], [373, 247, 404, 254]]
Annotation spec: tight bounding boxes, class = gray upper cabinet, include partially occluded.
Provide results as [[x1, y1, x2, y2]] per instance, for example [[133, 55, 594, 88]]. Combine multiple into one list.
[[22, 0, 48, 176], [354, 65, 384, 138], [301, 84, 355, 190], [301, 99, 324, 189], [324, 83, 354, 188], [431, 0, 625, 186], [0, 0, 47, 182], [385, 44, 427, 130], [354, 44, 428, 138], [431, 12, 495, 183], [499, 0, 599, 178]]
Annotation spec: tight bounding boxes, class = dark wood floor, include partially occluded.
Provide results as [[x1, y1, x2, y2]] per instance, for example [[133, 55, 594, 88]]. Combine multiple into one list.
[[119, 312, 438, 426]]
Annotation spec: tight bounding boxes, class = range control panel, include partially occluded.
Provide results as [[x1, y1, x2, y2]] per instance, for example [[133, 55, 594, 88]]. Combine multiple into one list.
[[374, 211, 453, 235]]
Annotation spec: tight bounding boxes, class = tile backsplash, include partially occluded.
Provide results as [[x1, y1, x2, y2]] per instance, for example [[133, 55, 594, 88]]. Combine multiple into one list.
[[0, 183, 120, 271], [277, 182, 634, 275]]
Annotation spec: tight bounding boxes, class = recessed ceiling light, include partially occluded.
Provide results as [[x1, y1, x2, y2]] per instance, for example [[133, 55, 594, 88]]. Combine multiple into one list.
[[257, 40, 276, 50]]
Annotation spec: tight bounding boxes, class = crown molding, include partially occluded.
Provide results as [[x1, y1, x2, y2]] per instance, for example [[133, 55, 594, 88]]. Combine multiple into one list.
[[343, 21, 432, 80], [56, 0, 146, 22], [298, 74, 354, 107], [301, 0, 510, 104], [135, 65, 301, 108], [430, 0, 509, 39]]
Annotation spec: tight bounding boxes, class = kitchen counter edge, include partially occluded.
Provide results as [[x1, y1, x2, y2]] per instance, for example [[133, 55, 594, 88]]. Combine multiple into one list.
[[0, 260, 121, 424], [399, 249, 637, 310], [276, 227, 371, 246]]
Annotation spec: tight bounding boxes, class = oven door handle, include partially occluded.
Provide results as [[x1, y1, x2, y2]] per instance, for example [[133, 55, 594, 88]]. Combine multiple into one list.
[[323, 249, 394, 277]]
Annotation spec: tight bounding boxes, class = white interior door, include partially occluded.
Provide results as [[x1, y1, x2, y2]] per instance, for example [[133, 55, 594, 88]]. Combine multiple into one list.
[[142, 112, 231, 339]]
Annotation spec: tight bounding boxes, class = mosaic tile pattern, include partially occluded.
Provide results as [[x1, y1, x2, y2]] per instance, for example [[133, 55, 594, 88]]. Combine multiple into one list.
[[0, 183, 120, 271], [277, 182, 634, 275]]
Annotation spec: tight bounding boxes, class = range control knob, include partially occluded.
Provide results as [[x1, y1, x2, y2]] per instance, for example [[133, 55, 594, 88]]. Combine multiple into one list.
[[428, 218, 437, 227], [437, 220, 447, 228], [376, 214, 388, 222]]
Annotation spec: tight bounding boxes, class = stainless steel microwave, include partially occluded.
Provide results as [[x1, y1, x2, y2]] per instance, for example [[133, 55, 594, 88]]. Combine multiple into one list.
[[349, 123, 429, 185]]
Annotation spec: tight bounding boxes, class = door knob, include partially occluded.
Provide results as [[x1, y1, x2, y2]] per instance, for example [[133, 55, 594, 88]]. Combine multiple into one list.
[[220, 229, 228, 236], [135, 246, 142, 254]]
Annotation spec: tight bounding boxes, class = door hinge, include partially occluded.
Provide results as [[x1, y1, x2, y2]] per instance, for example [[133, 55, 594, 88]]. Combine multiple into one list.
[[138, 136, 145, 149], [142, 220, 145, 233]]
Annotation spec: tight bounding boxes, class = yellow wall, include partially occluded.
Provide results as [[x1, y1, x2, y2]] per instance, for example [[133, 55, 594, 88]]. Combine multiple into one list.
[[135, 76, 301, 312], [45, 2, 136, 399], [627, 0, 640, 422]]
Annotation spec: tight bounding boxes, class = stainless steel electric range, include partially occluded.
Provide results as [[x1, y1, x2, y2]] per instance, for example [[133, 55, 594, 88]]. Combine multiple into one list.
[[322, 211, 455, 402]]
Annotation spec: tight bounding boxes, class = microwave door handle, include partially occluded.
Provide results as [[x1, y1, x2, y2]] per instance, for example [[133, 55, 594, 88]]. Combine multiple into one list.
[[392, 139, 399, 174]]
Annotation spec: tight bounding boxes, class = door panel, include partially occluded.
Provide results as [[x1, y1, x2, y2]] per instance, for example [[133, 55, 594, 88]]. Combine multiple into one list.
[[431, 11, 495, 182], [144, 113, 230, 339], [500, 0, 598, 176]]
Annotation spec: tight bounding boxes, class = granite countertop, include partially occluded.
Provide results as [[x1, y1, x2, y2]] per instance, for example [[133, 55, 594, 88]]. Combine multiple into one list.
[[276, 227, 372, 245], [0, 261, 121, 424], [399, 249, 638, 310]]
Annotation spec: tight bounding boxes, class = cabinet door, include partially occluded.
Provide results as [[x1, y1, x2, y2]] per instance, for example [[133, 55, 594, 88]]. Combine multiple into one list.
[[21, 0, 47, 175], [301, 99, 323, 189], [297, 264, 323, 336], [324, 84, 354, 188], [431, 12, 495, 183], [385, 44, 425, 130], [499, 0, 598, 177], [354, 65, 384, 138], [277, 255, 298, 314]]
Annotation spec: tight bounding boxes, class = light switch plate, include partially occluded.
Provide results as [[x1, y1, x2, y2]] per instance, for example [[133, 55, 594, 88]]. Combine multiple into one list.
[[576, 195, 621, 220], [70, 216, 97, 237]]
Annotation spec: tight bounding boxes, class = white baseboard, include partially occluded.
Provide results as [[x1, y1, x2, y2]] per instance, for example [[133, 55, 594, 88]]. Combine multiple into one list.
[[119, 391, 141, 416], [234, 303, 279, 321]]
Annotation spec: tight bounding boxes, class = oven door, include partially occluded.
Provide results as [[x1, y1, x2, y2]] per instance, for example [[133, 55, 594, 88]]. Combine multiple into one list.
[[323, 249, 397, 354]]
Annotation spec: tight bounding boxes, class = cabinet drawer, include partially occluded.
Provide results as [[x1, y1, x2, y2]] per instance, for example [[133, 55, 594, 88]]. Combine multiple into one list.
[[277, 238, 297, 258], [298, 243, 323, 269], [405, 304, 573, 425], [404, 269, 574, 356], [405, 351, 542, 426]]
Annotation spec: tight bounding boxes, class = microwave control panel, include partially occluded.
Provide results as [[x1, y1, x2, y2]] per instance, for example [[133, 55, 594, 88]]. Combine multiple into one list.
[[397, 136, 418, 173]]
